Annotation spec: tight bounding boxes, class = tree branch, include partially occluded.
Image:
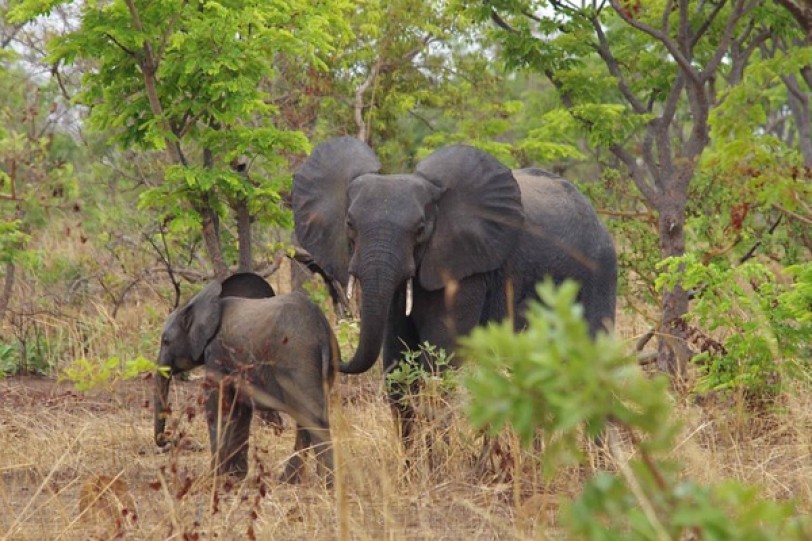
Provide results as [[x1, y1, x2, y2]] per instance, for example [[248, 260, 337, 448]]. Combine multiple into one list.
[[591, 15, 648, 114], [701, 0, 755, 82], [490, 9, 518, 33], [609, 144, 660, 205], [103, 32, 137, 57], [610, 0, 701, 84], [355, 58, 381, 143], [123, 0, 185, 166], [691, 0, 728, 48], [1, 23, 26, 50]]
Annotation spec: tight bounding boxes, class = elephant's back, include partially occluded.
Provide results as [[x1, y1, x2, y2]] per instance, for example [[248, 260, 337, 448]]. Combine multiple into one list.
[[219, 293, 332, 355], [513, 169, 611, 248], [514, 169, 602, 230], [509, 168, 616, 289]]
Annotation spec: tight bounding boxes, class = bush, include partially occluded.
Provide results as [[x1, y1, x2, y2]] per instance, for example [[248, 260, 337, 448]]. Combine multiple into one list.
[[657, 256, 812, 402], [461, 279, 810, 540]]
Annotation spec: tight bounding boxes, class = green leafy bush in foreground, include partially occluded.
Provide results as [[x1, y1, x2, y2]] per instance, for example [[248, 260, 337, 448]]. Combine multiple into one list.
[[462, 280, 809, 540]]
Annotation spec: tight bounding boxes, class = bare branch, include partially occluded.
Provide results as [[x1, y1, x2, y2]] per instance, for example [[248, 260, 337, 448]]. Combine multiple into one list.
[[50, 62, 73, 102], [774, 203, 812, 225], [490, 9, 518, 33], [610, 0, 701, 84], [355, 58, 382, 143], [591, 15, 648, 114], [692, 1, 731, 49], [701, 0, 756, 82], [103, 32, 137, 57], [1, 23, 25, 49], [609, 144, 660, 205]]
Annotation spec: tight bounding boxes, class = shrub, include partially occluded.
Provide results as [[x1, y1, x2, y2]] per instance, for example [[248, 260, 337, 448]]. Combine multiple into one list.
[[461, 279, 810, 540]]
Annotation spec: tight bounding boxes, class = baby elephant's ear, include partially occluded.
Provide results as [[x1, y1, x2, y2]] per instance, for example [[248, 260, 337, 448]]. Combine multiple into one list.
[[220, 272, 275, 299], [180, 280, 223, 362]]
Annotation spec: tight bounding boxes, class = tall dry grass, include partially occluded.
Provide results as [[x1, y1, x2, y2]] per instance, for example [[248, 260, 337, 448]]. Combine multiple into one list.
[[2, 313, 811, 540], [1, 223, 810, 540]]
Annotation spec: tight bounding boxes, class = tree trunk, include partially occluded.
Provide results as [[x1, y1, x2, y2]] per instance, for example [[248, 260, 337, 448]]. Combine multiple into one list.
[[200, 149, 227, 279], [785, 76, 812, 166], [0, 263, 14, 321], [235, 198, 252, 272], [656, 195, 692, 378], [200, 203, 227, 279]]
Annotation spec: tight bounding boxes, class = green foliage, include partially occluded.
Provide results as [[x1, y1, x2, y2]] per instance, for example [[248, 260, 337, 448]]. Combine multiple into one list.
[[335, 318, 359, 362], [386, 341, 456, 394], [657, 256, 812, 399], [463, 280, 674, 464], [462, 279, 811, 540], [0, 66, 79, 268], [12, 0, 352, 271], [0, 335, 53, 377], [567, 474, 808, 541], [0, 220, 30, 264], [61, 355, 158, 392], [0, 343, 18, 377]]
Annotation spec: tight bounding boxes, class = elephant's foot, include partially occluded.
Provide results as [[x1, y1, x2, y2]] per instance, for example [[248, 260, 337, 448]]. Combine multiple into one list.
[[279, 454, 305, 484], [214, 452, 249, 479], [313, 447, 335, 489]]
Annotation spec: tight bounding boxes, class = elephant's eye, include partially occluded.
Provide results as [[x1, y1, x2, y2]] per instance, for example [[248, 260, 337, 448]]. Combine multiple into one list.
[[415, 223, 427, 241]]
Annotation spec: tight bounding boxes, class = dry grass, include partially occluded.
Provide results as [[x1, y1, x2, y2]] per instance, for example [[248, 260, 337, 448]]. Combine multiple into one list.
[[2, 224, 810, 539], [0, 372, 551, 540], [2, 346, 811, 540]]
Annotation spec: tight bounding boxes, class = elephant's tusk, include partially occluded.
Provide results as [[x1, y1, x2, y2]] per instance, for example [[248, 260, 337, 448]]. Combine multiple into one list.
[[347, 275, 355, 301], [405, 278, 413, 316]]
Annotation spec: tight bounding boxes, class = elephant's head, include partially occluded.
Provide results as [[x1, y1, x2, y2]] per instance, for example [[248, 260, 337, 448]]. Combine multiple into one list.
[[154, 272, 275, 446], [293, 137, 524, 374]]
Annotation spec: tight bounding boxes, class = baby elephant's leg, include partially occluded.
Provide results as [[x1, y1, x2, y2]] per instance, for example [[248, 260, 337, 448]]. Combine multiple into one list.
[[206, 382, 253, 478], [280, 427, 310, 484], [307, 423, 334, 488]]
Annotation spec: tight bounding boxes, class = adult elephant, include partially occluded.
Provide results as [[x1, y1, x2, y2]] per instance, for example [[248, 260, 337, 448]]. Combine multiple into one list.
[[293, 137, 617, 438]]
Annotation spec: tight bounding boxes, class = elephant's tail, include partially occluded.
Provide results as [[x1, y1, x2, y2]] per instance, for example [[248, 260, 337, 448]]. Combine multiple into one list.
[[323, 319, 340, 388]]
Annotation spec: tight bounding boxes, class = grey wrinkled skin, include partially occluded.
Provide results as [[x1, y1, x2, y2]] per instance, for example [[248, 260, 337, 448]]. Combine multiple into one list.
[[154, 272, 338, 485], [293, 137, 617, 442]]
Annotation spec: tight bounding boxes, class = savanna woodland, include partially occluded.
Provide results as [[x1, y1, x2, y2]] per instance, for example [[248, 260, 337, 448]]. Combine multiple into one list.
[[1, 0, 811, 539]]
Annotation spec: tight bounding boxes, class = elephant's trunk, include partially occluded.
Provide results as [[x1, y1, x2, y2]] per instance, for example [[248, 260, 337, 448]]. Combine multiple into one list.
[[339, 269, 399, 374], [154, 366, 172, 446]]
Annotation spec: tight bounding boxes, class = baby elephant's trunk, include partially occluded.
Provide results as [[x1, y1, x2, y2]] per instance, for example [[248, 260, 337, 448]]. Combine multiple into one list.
[[154, 370, 172, 446]]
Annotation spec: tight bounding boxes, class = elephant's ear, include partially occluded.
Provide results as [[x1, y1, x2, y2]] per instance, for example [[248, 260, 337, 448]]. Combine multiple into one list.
[[220, 272, 275, 299], [293, 136, 381, 286], [416, 145, 524, 291], [181, 280, 223, 362]]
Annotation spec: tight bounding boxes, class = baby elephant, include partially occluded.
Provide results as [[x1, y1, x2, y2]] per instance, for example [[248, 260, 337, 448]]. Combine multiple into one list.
[[153, 272, 339, 485]]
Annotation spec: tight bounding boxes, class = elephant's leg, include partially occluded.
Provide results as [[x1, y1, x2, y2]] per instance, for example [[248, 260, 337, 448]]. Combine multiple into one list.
[[306, 423, 334, 488], [205, 380, 253, 478], [280, 427, 309, 484], [410, 276, 487, 465], [382, 287, 420, 448]]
